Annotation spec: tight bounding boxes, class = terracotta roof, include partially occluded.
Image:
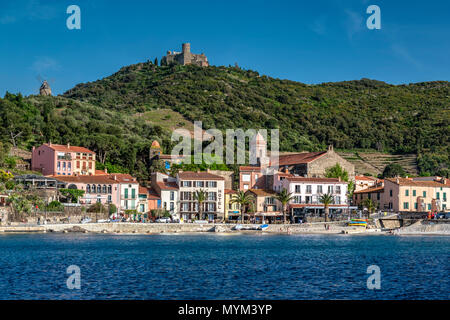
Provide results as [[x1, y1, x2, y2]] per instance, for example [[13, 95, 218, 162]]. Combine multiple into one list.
[[286, 177, 343, 183], [178, 171, 224, 180], [109, 173, 137, 183], [147, 188, 161, 200], [139, 186, 147, 194], [156, 181, 178, 190], [239, 166, 262, 172], [246, 189, 277, 197], [44, 143, 95, 154], [354, 186, 385, 194], [276, 151, 327, 166], [151, 140, 161, 148], [225, 189, 237, 194], [385, 178, 447, 188], [355, 175, 376, 181], [95, 170, 108, 175]]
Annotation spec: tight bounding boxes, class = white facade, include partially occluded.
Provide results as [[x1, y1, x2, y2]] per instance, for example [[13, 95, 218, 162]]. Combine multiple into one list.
[[274, 174, 349, 206], [120, 182, 139, 211]]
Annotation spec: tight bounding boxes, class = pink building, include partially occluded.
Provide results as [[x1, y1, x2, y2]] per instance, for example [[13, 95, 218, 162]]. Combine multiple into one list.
[[32, 143, 96, 176]]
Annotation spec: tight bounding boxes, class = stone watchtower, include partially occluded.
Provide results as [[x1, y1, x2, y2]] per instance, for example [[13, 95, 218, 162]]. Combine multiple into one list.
[[161, 43, 209, 67], [39, 80, 52, 96]]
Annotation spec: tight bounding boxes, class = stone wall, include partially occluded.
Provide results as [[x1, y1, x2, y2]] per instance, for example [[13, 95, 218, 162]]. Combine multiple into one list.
[[307, 149, 355, 179]]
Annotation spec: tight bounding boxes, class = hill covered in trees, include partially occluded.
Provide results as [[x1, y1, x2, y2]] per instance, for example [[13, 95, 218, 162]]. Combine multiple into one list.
[[0, 62, 449, 179]]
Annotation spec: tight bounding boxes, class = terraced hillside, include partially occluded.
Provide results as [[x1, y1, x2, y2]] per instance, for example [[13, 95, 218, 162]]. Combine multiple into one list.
[[339, 151, 418, 177]]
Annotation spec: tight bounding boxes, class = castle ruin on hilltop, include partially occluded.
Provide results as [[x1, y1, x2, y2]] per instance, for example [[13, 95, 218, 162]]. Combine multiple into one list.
[[161, 43, 209, 67], [39, 80, 52, 96]]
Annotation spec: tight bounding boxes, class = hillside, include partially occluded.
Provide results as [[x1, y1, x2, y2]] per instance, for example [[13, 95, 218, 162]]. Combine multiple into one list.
[[0, 62, 449, 179]]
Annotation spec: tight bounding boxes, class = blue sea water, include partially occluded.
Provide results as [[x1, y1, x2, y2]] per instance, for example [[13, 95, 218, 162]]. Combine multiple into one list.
[[0, 233, 448, 300]]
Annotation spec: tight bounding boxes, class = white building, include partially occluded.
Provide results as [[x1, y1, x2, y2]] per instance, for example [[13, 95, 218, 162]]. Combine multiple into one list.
[[151, 172, 179, 216], [115, 174, 140, 212], [176, 171, 225, 222], [273, 173, 349, 220]]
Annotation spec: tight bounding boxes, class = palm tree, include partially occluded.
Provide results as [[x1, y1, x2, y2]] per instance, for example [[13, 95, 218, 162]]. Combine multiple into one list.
[[193, 189, 207, 220], [231, 191, 254, 224], [363, 198, 376, 219], [319, 193, 334, 222], [275, 188, 294, 224]]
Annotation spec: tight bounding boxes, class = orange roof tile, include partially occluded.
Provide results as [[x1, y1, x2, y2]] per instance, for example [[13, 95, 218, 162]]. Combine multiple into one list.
[[385, 178, 447, 188], [276, 151, 327, 166], [178, 171, 224, 180], [225, 189, 237, 194], [355, 175, 377, 181], [156, 181, 178, 190], [354, 186, 385, 194], [45, 143, 95, 154]]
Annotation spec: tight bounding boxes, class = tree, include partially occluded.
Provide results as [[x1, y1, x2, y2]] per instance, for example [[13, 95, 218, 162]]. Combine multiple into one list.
[[230, 191, 254, 224], [325, 163, 349, 182], [319, 193, 334, 222], [382, 163, 406, 178], [193, 189, 207, 220], [363, 198, 376, 218], [275, 188, 294, 224], [60, 189, 85, 203], [154, 57, 158, 66]]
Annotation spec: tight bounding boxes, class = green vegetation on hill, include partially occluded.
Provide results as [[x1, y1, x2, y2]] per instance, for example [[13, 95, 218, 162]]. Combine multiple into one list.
[[0, 62, 449, 179]]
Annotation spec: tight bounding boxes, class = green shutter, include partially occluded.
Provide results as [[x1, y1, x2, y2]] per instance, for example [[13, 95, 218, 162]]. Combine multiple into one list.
[[125, 188, 128, 199]]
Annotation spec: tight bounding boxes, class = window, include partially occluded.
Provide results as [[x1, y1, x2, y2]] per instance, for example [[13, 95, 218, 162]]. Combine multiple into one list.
[[443, 193, 447, 201], [427, 204, 431, 210], [181, 203, 189, 211], [436, 192, 440, 200], [335, 197, 341, 204], [102, 185, 107, 193], [328, 186, 334, 194], [108, 195, 112, 203], [317, 185, 323, 194], [76, 161, 80, 169], [125, 188, 128, 199], [255, 174, 259, 181], [108, 185, 112, 193], [368, 193, 371, 199], [68, 163, 71, 171], [63, 162, 66, 171], [242, 174, 250, 182], [377, 193, 380, 200], [243, 184, 249, 190], [131, 188, 136, 199], [390, 190, 393, 197], [207, 203, 215, 212], [170, 202, 174, 211], [195, 181, 204, 188], [293, 196, 301, 204], [336, 186, 341, 194], [295, 185, 301, 193], [306, 185, 312, 194], [86, 185, 91, 193], [170, 191, 175, 201], [97, 185, 101, 194], [57, 162, 61, 170], [403, 202, 409, 209], [266, 197, 275, 205], [181, 192, 191, 200], [405, 190, 409, 196], [182, 181, 191, 187], [208, 192, 216, 201], [413, 190, 416, 196], [207, 181, 217, 188], [414, 202, 417, 209], [423, 191, 426, 198]]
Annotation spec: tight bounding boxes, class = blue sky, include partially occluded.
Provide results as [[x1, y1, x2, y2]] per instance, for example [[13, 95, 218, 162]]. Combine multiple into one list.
[[1, 0, 449, 96]]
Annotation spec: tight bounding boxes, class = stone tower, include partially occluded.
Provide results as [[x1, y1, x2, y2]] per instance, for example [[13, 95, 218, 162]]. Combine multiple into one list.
[[150, 140, 162, 160], [39, 81, 52, 96]]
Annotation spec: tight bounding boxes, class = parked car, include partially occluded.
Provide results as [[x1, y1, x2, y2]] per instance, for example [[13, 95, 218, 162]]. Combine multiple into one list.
[[155, 218, 171, 223], [436, 212, 449, 219]]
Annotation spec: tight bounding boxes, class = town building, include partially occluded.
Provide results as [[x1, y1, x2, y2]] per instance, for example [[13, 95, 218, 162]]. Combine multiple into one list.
[[161, 43, 209, 67], [276, 145, 355, 180], [32, 143, 96, 176], [224, 189, 240, 221], [273, 173, 350, 220], [176, 171, 225, 222], [239, 166, 266, 191], [151, 172, 179, 216], [352, 185, 385, 210], [245, 189, 282, 223], [354, 175, 378, 191]]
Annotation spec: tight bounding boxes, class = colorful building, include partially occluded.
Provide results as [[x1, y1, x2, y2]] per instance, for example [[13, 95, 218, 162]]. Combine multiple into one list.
[[176, 171, 225, 221], [224, 189, 240, 221], [32, 143, 96, 176]]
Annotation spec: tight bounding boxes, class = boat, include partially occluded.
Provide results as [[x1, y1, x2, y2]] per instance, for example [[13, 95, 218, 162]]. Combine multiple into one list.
[[259, 224, 269, 231], [234, 224, 243, 230], [348, 219, 367, 227]]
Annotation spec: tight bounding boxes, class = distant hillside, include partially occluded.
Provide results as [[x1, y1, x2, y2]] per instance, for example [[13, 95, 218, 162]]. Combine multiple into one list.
[[0, 62, 448, 180]]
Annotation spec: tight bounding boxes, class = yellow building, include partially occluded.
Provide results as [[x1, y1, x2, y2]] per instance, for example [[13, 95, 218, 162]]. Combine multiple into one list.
[[224, 189, 241, 221]]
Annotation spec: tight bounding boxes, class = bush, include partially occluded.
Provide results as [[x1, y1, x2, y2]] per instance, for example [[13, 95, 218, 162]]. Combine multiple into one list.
[[46, 201, 64, 212], [108, 204, 117, 214]]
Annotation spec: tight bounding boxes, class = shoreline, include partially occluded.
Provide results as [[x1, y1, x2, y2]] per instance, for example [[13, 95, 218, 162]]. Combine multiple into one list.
[[1, 221, 449, 236]]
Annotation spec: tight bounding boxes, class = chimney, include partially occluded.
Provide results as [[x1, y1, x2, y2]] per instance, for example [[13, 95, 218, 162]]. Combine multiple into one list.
[[105, 167, 108, 174], [67, 142, 70, 149], [396, 177, 399, 184], [114, 175, 117, 181]]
